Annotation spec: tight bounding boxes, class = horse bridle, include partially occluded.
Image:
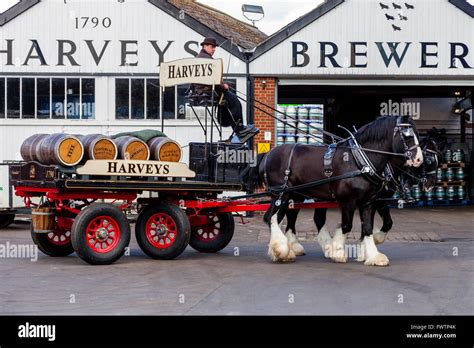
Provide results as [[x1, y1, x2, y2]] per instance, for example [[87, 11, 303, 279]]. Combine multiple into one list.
[[393, 117, 421, 161]]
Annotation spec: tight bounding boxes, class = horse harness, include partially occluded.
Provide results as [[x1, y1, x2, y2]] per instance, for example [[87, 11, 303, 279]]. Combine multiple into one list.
[[261, 116, 421, 203], [323, 116, 421, 196]]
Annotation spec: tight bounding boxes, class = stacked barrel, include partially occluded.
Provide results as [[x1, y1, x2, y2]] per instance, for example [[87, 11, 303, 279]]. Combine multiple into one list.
[[276, 104, 324, 146], [393, 147, 469, 206], [20, 133, 182, 166], [433, 148, 468, 203]]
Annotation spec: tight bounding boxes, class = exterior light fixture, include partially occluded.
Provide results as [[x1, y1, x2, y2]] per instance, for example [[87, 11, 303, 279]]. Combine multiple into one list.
[[242, 4, 264, 27]]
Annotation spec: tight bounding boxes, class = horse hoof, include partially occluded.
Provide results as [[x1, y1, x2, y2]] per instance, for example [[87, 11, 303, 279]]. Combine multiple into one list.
[[291, 242, 306, 256], [373, 232, 387, 245], [268, 241, 290, 262], [364, 252, 390, 266], [331, 253, 347, 263]]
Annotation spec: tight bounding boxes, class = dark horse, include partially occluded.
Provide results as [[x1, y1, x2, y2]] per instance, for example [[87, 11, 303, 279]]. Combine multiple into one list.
[[281, 135, 440, 262], [254, 116, 423, 266]]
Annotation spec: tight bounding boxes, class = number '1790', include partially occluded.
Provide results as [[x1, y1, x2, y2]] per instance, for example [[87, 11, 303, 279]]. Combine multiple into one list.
[[75, 17, 112, 29]]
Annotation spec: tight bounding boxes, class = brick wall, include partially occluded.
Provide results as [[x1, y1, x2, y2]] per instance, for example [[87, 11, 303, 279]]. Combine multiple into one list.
[[252, 77, 277, 149]]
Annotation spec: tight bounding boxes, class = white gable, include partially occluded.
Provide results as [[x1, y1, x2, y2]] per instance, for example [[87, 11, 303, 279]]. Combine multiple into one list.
[[250, 0, 474, 78], [0, 0, 246, 74]]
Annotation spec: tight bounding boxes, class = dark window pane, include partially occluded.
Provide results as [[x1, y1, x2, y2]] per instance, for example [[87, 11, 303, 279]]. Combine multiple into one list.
[[0, 78, 4, 118], [37, 78, 50, 119], [146, 79, 160, 119], [131, 79, 144, 119], [163, 86, 175, 119], [22, 78, 35, 118], [7, 78, 20, 118], [52, 78, 65, 119], [177, 85, 189, 120], [82, 79, 95, 119], [115, 79, 129, 119], [66, 78, 80, 119]]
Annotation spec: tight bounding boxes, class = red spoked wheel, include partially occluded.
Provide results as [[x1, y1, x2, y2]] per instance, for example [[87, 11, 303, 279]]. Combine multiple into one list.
[[85, 216, 121, 253], [136, 203, 190, 260], [31, 213, 75, 257], [189, 212, 234, 253], [145, 213, 178, 249], [71, 203, 130, 265]]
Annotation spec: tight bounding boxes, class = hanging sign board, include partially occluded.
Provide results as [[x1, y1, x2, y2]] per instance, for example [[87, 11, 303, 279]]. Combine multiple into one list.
[[159, 58, 223, 87]]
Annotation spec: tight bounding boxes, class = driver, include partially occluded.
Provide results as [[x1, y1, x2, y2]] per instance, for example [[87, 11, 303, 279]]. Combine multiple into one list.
[[193, 37, 259, 143]]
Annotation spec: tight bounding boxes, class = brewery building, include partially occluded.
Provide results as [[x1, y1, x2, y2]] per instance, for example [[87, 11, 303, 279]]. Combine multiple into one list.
[[0, 0, 473, 203]]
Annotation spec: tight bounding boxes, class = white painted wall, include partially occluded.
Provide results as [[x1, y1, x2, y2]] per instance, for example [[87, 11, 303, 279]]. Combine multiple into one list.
[[251, 0, 474, 78]]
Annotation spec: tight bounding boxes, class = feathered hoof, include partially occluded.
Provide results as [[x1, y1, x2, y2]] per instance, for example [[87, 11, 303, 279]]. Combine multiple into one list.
[[364, 252, 390, 266], [268, 240, 290, 262], [373, 232, 387, 245], [331, 251, 348, 263], [290, 241, 306, 256]]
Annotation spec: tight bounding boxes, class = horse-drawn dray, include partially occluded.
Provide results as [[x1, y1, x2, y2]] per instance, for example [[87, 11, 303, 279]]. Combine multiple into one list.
[[8, 58, 440, 266]]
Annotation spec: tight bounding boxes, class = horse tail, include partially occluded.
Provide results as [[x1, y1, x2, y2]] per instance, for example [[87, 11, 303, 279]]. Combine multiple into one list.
[[240, 152, 267, 193]]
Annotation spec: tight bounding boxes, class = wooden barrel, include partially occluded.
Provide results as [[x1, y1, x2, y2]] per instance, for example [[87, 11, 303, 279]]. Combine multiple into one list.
[[114, 136, 150, 160], [78, 134, 118, 161], [148, 137, 182, 162], [20, 134, 48, 162], [38, 133, 84, 166]]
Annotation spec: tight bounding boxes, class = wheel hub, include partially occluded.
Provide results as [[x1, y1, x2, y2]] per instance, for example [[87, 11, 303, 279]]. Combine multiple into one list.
[[96, 227, 109, 241], [155, 224, 168, 236]]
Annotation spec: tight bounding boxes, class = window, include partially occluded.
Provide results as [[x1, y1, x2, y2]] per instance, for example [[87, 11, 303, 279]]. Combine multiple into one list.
[[115, 79, 129, 119], [81, 79, 95, 120], [0, 78, 4, 118], [67, 78, 80, 119], [22, 78, 35, 119], [0, 77, 95, 119], [37, 78, 50, 119], [52, 78, 65, 119], [146, 79, 159, 119], [114, 78, 239, 120], [7, 78, 20, 118], [131, 79, 145, 119], [163, 87, 175, 120], [115, 78, 161, 119]]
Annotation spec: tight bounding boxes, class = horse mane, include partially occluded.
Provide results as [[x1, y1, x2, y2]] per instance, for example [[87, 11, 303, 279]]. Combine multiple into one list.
[[354, 116, 402, 144]]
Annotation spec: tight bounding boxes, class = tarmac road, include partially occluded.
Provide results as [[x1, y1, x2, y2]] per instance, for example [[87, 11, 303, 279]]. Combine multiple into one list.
[[0, 207, 472, 315]]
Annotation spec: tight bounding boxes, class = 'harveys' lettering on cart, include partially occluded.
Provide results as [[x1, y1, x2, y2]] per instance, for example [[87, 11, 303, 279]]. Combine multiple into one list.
[[167, 63, 213, 79], [76, 160, 195, 178], [107, 162, 170, 175]]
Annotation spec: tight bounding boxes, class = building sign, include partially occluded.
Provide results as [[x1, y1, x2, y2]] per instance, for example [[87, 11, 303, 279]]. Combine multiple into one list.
[[290, 41, 473, 69]]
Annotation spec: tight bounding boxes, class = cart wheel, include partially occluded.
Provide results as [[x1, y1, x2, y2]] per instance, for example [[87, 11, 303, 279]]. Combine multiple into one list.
[[71, 203, 130, 265], [31, 218, 74, 257], [189, 212, 234, 253], [135, 203, 190, 260], [0, 214, 15, 229]]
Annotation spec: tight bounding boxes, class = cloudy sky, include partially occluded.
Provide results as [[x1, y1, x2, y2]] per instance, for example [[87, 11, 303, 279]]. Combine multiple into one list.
[[197, 0, 323, 35]]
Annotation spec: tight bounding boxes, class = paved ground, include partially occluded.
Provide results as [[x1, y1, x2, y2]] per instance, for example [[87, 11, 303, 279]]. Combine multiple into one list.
[[0, 206, 472, 315]]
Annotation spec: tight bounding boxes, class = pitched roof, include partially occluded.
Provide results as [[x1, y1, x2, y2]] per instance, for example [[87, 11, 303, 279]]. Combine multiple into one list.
[[0, 0, 40, 27], [167, 0, 267, 49]]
